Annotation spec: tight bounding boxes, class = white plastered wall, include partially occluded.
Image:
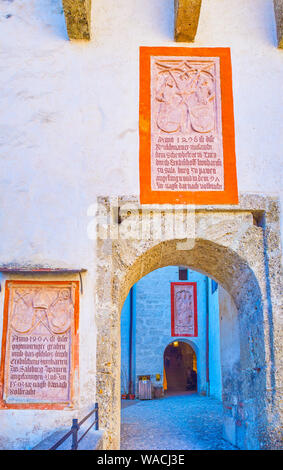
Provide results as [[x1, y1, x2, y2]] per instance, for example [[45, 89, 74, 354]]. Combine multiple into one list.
[[0, 0, 282, 449]]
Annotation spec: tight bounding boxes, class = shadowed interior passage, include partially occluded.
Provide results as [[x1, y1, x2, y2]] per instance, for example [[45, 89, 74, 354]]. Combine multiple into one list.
[[164, 341, 197, 393]]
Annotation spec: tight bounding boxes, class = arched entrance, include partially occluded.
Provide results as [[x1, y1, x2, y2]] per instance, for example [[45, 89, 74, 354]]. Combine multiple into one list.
[[164, 341, 197, 394], [95, 195, 282, 450]]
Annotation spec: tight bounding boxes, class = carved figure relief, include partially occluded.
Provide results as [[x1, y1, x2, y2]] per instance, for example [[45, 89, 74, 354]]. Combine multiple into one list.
[[153, 60, 218, 135], [171, 283, 197, 337], [11, 286, 73, 335], [175, 289, 194, 330]]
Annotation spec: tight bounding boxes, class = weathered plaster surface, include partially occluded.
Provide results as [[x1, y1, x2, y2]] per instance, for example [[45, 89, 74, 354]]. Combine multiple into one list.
[[0, 0, 281, 450], [96, 194, 282, 450], [0, 0, 282, 268]]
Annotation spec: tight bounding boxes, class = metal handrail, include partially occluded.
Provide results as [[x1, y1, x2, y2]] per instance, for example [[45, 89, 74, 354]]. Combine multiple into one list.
[[49, 403, 99, 450]]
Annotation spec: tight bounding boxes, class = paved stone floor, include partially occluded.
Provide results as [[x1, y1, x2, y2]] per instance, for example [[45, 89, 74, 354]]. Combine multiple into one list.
[[121, 393, 237, 450]]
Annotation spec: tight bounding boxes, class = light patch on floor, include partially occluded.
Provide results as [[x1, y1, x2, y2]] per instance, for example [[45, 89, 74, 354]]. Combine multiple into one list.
[[121, 393, 238, 450]]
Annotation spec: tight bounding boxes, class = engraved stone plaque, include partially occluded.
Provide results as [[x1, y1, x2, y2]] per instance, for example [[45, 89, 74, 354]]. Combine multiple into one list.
[[1, 281, 79, 406], [171, 282, 197, 337], [151, 56, 223, 192], [139, 47, 238, 205]]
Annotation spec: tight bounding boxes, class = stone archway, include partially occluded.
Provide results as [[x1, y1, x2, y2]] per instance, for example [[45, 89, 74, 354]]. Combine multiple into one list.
[[95, 194, 282, 450]]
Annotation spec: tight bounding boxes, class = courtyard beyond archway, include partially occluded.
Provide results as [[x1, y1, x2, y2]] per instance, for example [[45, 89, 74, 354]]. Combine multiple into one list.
[[121, 394, 237, 450]]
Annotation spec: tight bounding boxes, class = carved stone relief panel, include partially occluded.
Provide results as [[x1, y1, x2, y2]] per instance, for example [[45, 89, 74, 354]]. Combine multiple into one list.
[[151, 56, 223, 192], [0, 281, 79, 407], [139, 47, 238, 204], [171, 282, 197, 336]]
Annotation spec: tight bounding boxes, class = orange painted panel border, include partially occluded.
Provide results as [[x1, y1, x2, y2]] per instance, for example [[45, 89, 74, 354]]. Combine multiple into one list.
[[0, 280, 79, 410], [139, 47, 238, 205]]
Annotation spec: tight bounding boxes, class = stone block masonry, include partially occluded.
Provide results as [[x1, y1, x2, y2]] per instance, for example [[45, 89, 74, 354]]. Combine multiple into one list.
[[62, 0, 91, 40], [174, 0, 202, 42]]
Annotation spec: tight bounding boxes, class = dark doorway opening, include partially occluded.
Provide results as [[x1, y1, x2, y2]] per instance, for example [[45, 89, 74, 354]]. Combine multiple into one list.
[[164, 341, 197, 394]]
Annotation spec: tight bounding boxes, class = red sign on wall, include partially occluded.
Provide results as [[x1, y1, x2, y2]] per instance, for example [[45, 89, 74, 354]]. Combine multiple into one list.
[[139, 47, 238, 205], [171, 282, 198, 337]]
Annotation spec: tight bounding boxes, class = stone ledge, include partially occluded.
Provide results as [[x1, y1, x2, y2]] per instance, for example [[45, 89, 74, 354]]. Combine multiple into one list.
[[62, 0, 91, 40], [97, 193, 280, 213], [174, 0, 202, 42], [32, 428, 104, 450]]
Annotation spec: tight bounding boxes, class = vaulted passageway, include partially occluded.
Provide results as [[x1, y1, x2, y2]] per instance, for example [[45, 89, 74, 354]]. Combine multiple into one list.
[[120, 266, 223, 449]]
